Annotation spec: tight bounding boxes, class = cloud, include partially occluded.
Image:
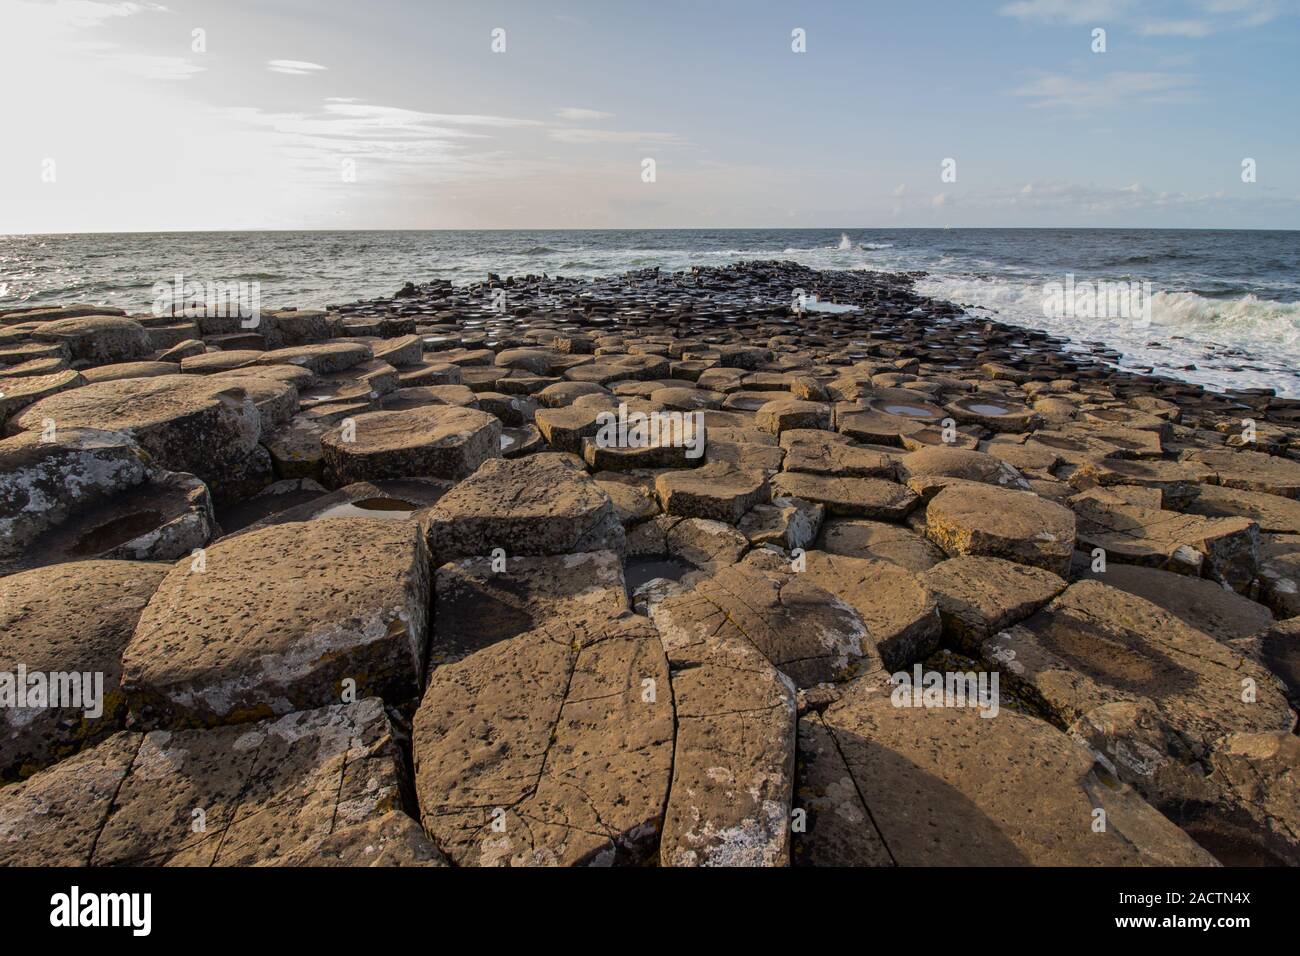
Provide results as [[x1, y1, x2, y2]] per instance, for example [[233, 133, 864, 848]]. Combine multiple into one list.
[[999, 0, 1131, 24], [1141, 18, 1215, 35], [40, 0, 169, 29], [267, 59, 328, 75], [1001, 0, 1287, 34], [554, 107, 614, 121], [104, 52, 205, 79], [1010, 71, 1196, 109], [548, 128, 686, 145]]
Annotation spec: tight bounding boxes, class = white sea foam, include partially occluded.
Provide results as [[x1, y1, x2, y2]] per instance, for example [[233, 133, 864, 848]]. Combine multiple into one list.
[[915, 273, 1300, 397]]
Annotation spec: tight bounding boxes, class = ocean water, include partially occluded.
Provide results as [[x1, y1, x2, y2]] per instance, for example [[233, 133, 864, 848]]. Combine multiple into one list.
[[2, 228, 1298, 396]]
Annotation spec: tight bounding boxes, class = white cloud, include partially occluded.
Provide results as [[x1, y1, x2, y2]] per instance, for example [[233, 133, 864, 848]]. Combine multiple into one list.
[[554, 107, 614, 121], [999, 0, 1131, 24], [548, 128, 686, 145], [1010, 71, 1196, 109], [267, 59, 328, 75], [1142, 18, 1215, 36]]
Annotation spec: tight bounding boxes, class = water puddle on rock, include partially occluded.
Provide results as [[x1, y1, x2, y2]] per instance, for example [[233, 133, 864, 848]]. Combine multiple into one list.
[[314, 497, 417, 520], [624, 556, 697, 591], [882, 403, 935, 418], [966, 402, 1012, 416]]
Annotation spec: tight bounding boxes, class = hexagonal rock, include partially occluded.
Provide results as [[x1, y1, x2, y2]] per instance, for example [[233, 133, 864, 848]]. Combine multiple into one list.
[[121, 518, 430, 728], [897, 446, 1027, 498], [918, 555, 1067, 652], [987, 581, 1295, 807], [756, 399, 831, 435], [534, 404, 605, 453], [795, 680, 1217, 867], [413, 615, 674, 867], [924, 482, 1075, 575], [1068, 457, 1211, 509], [431, 550, 629, 665], [657, 605, 796, 867], [31, 315, 152, 366], [1071, 488, 1259, 592], [780, 429, 895, 478], [650, 562, 879, 688], [1178, 731, 1300, 867], [0, 428, 214, 575], [655, 462, 769, 523], [0, 698, 408, 866], [770, 471, 917, 520], [1075, 563, 1272, 643], [738, 496, 824, 550], [0, 369, 83, 425], [0, 731, 139, 865], [1186, 483, 1300, 534], [1185, 447, 1300, 499], [817, 517, 946, 572], [320, 404, 500, 485], [790, 551, 941, 671], [243, 342, 372, 375], [422, 453, 624, 559], [257, 812, 447, 867], [10, 374, 261, 496], [181, 350, 268, 374], [0, 560, 168, 781], [627, 514, 749, 571]]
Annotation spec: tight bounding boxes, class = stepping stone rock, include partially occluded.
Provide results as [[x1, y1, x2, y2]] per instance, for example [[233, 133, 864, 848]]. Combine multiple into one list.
[[771, 471, 917, 520], [918, 555, 1067, 652], [321, 404, 501, 485], [0, 428, 214, 575], [244, 342, 373, 375], [413, 616, 673, 866], [1075, 562, 1271, 643], [756, 399, 831, 434], [431, 550, 629, 664], [1, 560, 169, 781], [10, 374, 261, 498], [738, 496, 824, 550], [796, 680, 1217, 866], [988, 581, 1295, 812], [422, 453, 624, 559], [1185, 483, 1300, 534], [780, 429, 895, 478], [651, 562, 878, 688], [655, 462, 769, 522], [121, 518, 430, 727], [791, 551, 941, 671], [657, 606, 797, 866], [1072, 488, 1259, 592], [817, 517, 945, 572], [31, 315, 152, 366], [1184, 447, 1300, 500], [924, 482, 1076, 575]]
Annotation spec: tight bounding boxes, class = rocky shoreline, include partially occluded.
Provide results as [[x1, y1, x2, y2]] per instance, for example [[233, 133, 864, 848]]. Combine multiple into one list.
[[1, 260, 1297, 867]]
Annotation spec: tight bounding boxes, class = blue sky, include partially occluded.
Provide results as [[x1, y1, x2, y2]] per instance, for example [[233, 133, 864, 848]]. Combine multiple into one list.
[[1, 0, 1297, 231]]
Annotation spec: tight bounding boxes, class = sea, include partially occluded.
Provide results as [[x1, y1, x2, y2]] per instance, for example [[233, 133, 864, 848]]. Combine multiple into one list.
[[2, 228, 1297, 396]]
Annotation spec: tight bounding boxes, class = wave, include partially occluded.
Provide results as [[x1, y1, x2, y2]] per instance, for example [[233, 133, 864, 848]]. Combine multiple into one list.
[[915, 272, 1300, 396]]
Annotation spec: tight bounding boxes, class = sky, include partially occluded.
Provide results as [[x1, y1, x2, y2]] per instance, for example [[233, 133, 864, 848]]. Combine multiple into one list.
[[1, 0, 1297, 232]]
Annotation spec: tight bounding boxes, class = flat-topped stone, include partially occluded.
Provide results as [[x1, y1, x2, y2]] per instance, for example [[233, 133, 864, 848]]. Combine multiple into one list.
[[924, 482, 1076, 575], [422, 453, 624, 559], [121, 518, 430, 728], [414, 616, 673, 866], [321, 404, 500, 485]]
